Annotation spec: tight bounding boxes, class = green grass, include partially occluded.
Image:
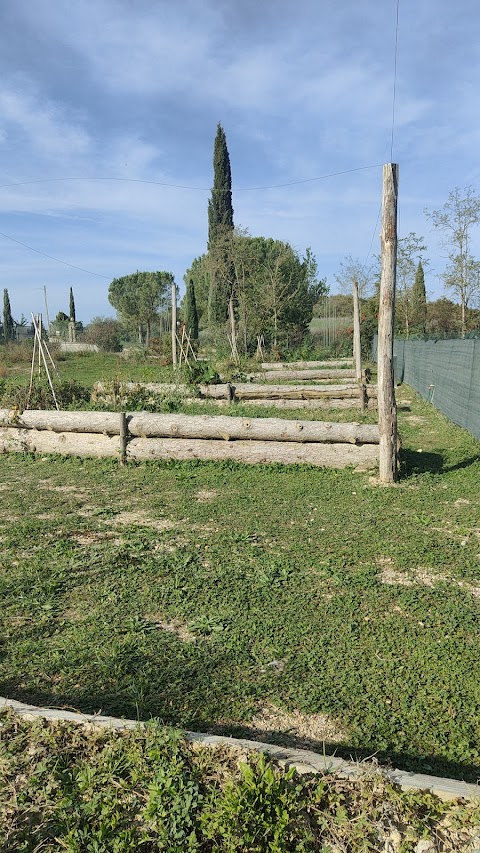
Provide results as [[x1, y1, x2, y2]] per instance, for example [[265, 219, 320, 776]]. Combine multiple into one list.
[[2, 711, 479, 852], [0, 385, 479, 787]]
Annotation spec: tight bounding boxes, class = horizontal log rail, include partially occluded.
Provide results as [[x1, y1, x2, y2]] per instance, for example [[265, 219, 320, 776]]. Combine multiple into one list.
[[92, 381, 377, 403], [0, 410, 379, 445], [260, 359, 354, 370]]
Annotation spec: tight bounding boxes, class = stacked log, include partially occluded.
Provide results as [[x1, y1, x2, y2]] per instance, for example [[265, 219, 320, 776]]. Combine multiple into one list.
[[92, 381, 377, 409], [250, 368, 356, 382], [0, 409, 380, 470], [260, 359, 353, 369]]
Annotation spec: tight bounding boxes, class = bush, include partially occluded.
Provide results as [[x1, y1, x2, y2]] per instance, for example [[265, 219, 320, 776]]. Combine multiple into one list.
[[83, 317, 123, 352], [0, 379, 90, 410]]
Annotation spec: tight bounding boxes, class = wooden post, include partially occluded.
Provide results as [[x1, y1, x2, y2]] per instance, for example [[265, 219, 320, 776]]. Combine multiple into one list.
[[352, 279, 362, 383], [378, 163, 399, 483], [171, 282, 177, 367], [119, 412, 127, 464]]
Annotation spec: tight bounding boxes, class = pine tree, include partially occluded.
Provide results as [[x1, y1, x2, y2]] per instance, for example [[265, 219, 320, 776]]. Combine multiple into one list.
[[411, 260, 427, 334], [207, 123, 235, 324], [3, 289, 14, 342], [69, 287, 76, 323], [184, 279, 199, 340]]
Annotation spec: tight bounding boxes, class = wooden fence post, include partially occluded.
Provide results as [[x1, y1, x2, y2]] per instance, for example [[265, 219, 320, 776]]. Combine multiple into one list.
[[353, 278, 362, 383], [119, 412, 127, 465], [378, 163, 399, 483], [171, 282, 177, 367]]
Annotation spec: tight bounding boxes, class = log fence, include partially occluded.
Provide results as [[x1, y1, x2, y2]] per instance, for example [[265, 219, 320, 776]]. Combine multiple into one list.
[[0, 409, 380, 470]]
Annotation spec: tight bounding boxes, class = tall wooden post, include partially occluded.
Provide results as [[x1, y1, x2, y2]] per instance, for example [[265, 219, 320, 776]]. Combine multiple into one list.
[[171, 282, 177, 367], [352, 279, 362, 383], [378, 163, 399, 483]]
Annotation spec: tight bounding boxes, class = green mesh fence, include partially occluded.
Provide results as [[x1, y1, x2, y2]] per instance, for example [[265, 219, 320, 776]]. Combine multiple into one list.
[[372, 336, 480, 440]]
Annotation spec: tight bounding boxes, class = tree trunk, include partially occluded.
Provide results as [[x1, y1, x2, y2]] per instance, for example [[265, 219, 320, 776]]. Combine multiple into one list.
[[127, 437, 379, 469], [378, 163, 399, 483], [260, 359, 353, 370], [127, 413, 379, 444], [250, 369, 356, 381]]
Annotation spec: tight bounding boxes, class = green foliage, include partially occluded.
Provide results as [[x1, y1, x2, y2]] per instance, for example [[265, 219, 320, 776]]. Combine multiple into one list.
[[411, 260, 427, 334], [2, 288, 14, 343], [186, 360, 221, 386], [83, 316, 124, 352], [1, 712, 479, 852], [0, 378, 91, 410], [208, 123, 234, 250], [184, 279, 199, 340], [69, 287, 76, 323], [108, 270, 174, 346]]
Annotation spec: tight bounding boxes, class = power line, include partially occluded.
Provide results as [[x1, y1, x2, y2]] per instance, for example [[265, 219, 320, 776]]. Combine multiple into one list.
[[0, 229, 111, 278], [0, 163, 382, 194], [390, 0, 400, 161]]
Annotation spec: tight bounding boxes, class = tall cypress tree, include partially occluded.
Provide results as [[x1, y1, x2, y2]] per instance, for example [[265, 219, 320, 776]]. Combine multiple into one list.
[[69, 287, 76, 323], [3, 289, 14, 342], [411, 260, 427, 334], [207, 123, 235, 324], [184, 278, 199, 340], [208, 123, 234, 248]]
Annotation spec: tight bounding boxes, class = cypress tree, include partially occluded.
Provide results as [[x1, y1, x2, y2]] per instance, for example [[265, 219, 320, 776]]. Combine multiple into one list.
[[207, 123, 235, 324], [184, 278, 199, 340], [3, 289, 14, 342], [69, 287, 76, 323], [208, 123, 234, 248], [411, 260, 427, 334]]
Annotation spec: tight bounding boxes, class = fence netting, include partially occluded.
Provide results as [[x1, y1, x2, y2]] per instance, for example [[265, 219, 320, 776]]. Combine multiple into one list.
[[372, 336, 480, 440]]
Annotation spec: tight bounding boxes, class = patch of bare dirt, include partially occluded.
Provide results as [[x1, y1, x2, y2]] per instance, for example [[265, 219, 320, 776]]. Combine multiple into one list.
[[377, 558, 480, 598], [72, 531, 122, 546], [144, 615, 196, 643], [110, 511, 177, 531], [195, 489, 219, 503], [249, 703, 345, 746]]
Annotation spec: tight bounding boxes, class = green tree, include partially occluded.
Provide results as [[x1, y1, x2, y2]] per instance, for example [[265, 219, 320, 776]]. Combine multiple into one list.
[[395, 233, 428, 338], [208, 123, 234, 248], [108, 270, 173, 347], [3, 289, 14, 342], [425, 186, 480, 337], [183, 279, 199, 340], [69, 287, 76, 323], [411, 260, 427, 334], [207, 123, 235, 324]]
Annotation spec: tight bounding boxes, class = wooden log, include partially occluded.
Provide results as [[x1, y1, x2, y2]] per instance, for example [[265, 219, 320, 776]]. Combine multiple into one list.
[[260, 359, 353, 370], [127, 437, 379, 469], [0, 409, 122, 434], [92, 381, 231, 400], [127, 413, 379, 444], [241, 398, 377, 410], [0, 427, 120, 457], [250, 369, 356, 381], [233, 383, 376, 400], [378, 163, 399, 483], [353, 280, 362, 384]]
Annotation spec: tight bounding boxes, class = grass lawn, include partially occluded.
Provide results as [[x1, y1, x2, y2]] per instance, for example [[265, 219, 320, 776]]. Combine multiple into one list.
[[0, 375, 479, 786]]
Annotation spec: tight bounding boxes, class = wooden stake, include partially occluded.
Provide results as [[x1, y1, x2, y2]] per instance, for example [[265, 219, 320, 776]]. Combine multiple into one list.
[[352, 279, 362, 383], [119, 412, 127, 464], [171, 282, 177, 366], [378, 164, 399, 483]]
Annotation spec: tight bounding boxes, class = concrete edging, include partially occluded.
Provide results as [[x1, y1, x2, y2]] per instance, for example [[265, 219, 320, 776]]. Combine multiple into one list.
[[1, 696, 478, 802]]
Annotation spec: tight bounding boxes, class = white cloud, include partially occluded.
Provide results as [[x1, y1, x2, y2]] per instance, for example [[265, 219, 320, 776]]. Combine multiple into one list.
[[0, 80, 90, 162]]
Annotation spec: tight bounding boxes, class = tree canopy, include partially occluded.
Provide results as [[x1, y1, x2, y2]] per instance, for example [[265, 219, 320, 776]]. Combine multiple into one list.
[[108, 270, 174, 346]]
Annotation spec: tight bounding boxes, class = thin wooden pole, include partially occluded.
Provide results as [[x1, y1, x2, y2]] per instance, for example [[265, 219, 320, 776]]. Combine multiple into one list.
[[378, 163, 399, 483], [171, 282, 177, 367], [119, 412, 127, 464], [352, 279, 362, 383]]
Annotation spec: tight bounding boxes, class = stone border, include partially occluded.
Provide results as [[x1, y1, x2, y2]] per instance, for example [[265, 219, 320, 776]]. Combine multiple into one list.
[[1, 696, 479, 802]]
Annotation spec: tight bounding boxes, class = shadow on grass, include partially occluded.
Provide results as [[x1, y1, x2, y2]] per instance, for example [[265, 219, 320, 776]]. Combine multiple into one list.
[[399, 449, 444, 477], [400, 449, 480, 478], [2, 680, 480, 785]]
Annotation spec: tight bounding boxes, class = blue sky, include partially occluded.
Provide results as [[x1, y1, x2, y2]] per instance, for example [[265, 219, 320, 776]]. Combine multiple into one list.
[[1, 0, 480, 324]]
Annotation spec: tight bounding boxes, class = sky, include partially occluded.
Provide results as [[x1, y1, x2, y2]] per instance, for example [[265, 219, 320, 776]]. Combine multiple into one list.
[[1, 0, 480, 324]]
